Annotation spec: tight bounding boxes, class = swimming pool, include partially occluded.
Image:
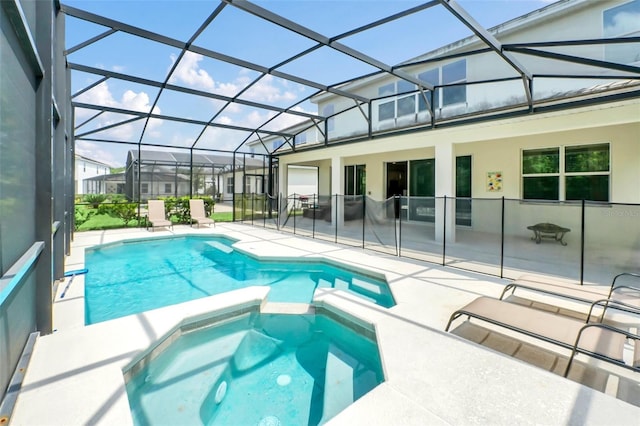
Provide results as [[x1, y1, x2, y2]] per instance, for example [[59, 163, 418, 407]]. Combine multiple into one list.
[[84, 236, 395, 324], [125, 311, 385, 425]]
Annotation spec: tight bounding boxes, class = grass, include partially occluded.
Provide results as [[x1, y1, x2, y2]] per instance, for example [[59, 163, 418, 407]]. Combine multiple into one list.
[[76, 214, 139, 231], [75, 208, 234, 231]]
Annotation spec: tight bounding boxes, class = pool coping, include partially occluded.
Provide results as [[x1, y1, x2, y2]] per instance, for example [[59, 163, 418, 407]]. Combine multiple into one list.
[[10, 224, 640, 425]]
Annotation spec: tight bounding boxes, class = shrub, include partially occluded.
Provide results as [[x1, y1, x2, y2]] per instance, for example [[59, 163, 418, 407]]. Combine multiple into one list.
[[83, 194, 107, 208], [158, 196, 214, 224], [108, 194, 127, 203], [98, 202, 138, 223], [74, 205, 96, 229]]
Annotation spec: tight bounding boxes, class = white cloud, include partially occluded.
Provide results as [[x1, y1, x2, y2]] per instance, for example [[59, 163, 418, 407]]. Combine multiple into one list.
[[169, 51, 215, 91], [241, 75, 298, 103], [74, 81, 161, 141], [217, 116, 234, 125], [75, 140, 123, 167], [168, 53, 304, 105]]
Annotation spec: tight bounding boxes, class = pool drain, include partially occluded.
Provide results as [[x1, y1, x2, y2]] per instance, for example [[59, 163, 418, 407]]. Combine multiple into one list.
[[276, 374, 291, 386], [258, 415, 281, 426]]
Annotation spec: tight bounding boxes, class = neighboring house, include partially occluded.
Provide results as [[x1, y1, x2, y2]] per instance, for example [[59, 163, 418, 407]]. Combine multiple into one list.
[[128, 171, 192, 201], [82, 173, 126, 196], [245, 0, 639, 237], [74, 154, 112, 195], [124, 149, 266, 201]]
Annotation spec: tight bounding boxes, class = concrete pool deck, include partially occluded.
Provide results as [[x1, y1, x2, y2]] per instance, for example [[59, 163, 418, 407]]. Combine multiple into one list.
[[10, 223, 640, 425]]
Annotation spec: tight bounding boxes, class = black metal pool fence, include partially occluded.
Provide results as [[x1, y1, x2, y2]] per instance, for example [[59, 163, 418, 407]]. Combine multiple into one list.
[[234, 193, 640, 286]]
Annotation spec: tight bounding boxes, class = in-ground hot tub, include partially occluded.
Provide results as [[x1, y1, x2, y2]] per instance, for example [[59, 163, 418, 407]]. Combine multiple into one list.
[[124, 308, 385, 425]]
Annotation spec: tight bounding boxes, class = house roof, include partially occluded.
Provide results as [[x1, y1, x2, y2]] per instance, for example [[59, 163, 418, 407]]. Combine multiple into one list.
[[126, 150, 265, 169], [75, 154, 113, 168]]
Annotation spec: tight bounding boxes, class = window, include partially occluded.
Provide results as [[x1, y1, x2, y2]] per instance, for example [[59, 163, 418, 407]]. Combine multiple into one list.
[[376, 59, 468, 123], [164, 183, 172, 194], [396, 80, 415, 117], [322, 104, 335, 132], [456, 156, 472, 226], [409, 159, 435, 197], [141, 183, 149, 194], [295, 132, 307, 145], [418, 68, 439, 111], [418, 59, 466, 111], [245, 178, 252, 194], [378, 83, 396, 121], [442, 60, 466, 107], [522, 144, 609, 201], [226, 177, 234, 194], [408, 159, 435, 222], [604, 0, 640, 65], [344, 165, 365, 196], [272, 139, 284, 151], [522, 147, 560, 200]]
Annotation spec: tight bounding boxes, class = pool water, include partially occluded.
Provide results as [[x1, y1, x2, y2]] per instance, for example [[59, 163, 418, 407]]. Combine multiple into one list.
[[125, 312, 385, 426], [84, 236, 394, 324]]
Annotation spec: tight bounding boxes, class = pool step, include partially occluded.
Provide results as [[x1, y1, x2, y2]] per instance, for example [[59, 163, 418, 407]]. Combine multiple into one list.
[[260, 302, 315, 315], [320, 344, 357, 423], [205, 241, 233, 254]]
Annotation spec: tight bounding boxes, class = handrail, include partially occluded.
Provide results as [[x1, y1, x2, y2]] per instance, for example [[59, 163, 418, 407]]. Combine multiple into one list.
[[52, 221, 61, 236], [0, 242, 45, 305]]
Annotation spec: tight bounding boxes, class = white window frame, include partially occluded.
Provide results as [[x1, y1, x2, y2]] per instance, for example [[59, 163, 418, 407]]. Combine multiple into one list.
[[226, 177, 234, 194], [378, 59, 467, 123], [521, 143, 610, 201]]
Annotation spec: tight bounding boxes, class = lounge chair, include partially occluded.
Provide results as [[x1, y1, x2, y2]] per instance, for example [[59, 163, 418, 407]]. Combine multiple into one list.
[[189, 199, 215, 228], [445, 296, 640, 377], [500, 273, 640, 316], [147, 200, 173, 231]]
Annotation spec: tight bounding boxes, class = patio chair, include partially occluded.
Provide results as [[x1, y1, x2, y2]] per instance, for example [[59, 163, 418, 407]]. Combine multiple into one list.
[[147, 200, 173, 231], [189, 199, 215, 228], [445, 296, 640, 377], [500, 273, 640, 318]]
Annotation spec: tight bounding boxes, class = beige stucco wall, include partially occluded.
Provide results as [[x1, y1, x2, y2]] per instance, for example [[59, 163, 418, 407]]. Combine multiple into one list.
[[280, 99, 640, 204]]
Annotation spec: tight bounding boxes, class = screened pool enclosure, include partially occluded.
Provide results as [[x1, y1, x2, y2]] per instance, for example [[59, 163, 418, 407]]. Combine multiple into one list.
[[2, 2, 640, 394]]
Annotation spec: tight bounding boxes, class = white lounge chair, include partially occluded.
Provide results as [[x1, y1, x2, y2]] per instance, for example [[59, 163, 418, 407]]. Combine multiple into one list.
[[147, 200, 173, 231], [189, 199, 215, 228]]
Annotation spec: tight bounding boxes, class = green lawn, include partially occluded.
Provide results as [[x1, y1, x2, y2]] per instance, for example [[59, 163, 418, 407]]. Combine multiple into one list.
[[75, 207, 234, 231]]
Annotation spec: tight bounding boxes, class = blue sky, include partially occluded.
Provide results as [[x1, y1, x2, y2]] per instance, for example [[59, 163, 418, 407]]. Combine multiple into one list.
[[64, 0, 556, 166]]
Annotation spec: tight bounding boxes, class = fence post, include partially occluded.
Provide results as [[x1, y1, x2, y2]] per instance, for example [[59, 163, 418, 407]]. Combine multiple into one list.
[[362, 195, 366, 249], [500, 196, 505, 279], [580, 199, 585, 285], [397, 196, 401, 257], [442, 195, 447, 266], [334, 193, 338, 244], [312, 193, 316, 239], [277, 193, 282, 230], [263, 195, 266, 228], [251, 193, 254, 225], [293, 193, 297, 235]]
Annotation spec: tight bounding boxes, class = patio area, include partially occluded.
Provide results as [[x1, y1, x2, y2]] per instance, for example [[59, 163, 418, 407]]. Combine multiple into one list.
[[10, 223, 640, 425]]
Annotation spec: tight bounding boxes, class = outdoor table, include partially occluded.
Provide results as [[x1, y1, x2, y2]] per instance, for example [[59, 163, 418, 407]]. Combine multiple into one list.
[[526, 222, 570, 246]]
